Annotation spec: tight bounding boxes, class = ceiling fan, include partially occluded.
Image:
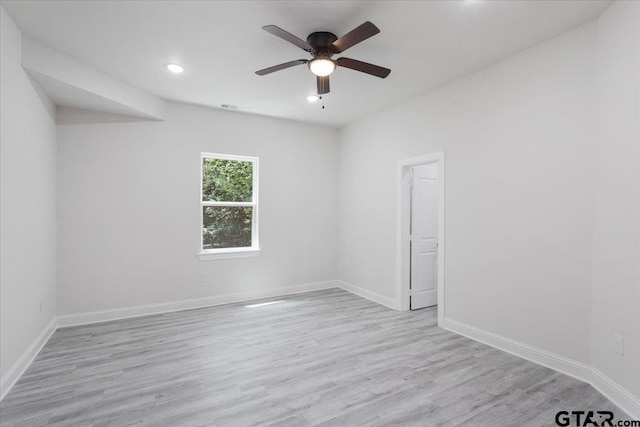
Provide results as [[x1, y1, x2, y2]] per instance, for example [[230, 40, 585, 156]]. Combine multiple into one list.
[[256, 21, 391, 95]]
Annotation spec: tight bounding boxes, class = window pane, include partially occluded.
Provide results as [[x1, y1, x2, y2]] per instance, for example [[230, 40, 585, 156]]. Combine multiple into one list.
[[202, 158, 253, 202], [203, 206, 252, 249]]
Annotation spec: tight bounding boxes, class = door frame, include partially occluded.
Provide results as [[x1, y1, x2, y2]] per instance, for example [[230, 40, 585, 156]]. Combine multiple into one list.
[[397, 151, 445, 324]]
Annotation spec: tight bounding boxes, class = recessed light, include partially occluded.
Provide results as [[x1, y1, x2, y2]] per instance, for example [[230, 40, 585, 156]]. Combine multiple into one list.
[[306, 95, 320, 103], [165, 63, 185, 74]]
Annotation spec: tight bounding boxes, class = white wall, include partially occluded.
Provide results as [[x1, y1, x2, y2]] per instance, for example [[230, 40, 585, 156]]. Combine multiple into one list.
[[0, 6, 57, 378], [339, 22, 598, 363], [57, 103, 338, 315], [591, 0, 640, 398]]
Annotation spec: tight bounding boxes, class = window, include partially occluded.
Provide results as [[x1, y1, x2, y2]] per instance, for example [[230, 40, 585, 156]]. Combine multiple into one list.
[[198, 153, 259, 261]]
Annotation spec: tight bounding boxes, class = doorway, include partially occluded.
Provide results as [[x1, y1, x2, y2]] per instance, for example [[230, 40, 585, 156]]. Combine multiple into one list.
[[397, 152, 445, 321]]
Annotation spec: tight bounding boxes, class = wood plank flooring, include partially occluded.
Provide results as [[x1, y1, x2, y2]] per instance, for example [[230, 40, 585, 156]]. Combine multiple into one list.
[[0, 289, 621, 426]]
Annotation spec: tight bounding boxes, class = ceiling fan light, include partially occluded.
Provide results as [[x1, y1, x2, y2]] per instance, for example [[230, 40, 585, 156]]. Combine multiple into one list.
[[309, 58, 336, 77]]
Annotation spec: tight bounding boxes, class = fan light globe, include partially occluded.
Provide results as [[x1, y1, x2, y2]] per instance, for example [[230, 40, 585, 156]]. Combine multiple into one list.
[[309, 58, 336, 77]]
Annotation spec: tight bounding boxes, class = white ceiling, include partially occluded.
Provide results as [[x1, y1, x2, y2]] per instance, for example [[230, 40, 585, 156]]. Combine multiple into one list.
[[3, 0, 611, 127]]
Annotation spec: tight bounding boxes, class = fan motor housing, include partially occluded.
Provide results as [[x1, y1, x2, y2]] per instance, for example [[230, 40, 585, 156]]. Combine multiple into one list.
[[307, 32, 338, 53]]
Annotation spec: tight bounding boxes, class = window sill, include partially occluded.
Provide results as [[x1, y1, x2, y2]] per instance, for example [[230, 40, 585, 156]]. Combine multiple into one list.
[[197, 248, 261, 261]]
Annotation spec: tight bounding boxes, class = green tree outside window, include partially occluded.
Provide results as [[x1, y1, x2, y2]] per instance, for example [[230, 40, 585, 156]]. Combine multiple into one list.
[[201, 157, 256, 250]]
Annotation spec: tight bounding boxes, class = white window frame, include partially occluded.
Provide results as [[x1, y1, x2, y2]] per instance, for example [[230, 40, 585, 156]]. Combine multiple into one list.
[[198, 152, 259, 261]]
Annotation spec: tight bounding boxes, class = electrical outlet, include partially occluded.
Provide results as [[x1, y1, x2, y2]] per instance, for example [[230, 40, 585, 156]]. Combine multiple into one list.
[[201, 273, 208, 282], [614, 334, 624, 356]]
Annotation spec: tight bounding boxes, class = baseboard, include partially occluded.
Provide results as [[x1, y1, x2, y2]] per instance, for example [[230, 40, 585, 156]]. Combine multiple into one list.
[[337, 280, 399, 310], [440, 318, 594, 381], [441, 318, 640, 419], [0, 317, 57, 401], [588, 368, 640, 420], [57, 280, 340, 327], [55, 279, 398, 329]]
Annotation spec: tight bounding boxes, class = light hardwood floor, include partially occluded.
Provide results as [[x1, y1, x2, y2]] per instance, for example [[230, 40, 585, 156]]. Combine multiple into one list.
[[0, 289, 621, 426]]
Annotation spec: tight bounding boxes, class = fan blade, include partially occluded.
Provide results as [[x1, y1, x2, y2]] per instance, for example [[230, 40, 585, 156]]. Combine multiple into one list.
[[331, 21, 380, 53], [317, 76, 330, 94], [255, 60, 308, 76], [262, 25, 313, 52], [337, 57, 391, 78]]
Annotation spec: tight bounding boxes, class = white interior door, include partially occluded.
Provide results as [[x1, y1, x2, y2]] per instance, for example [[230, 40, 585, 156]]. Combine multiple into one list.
[[410, 165, 438, 310]]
